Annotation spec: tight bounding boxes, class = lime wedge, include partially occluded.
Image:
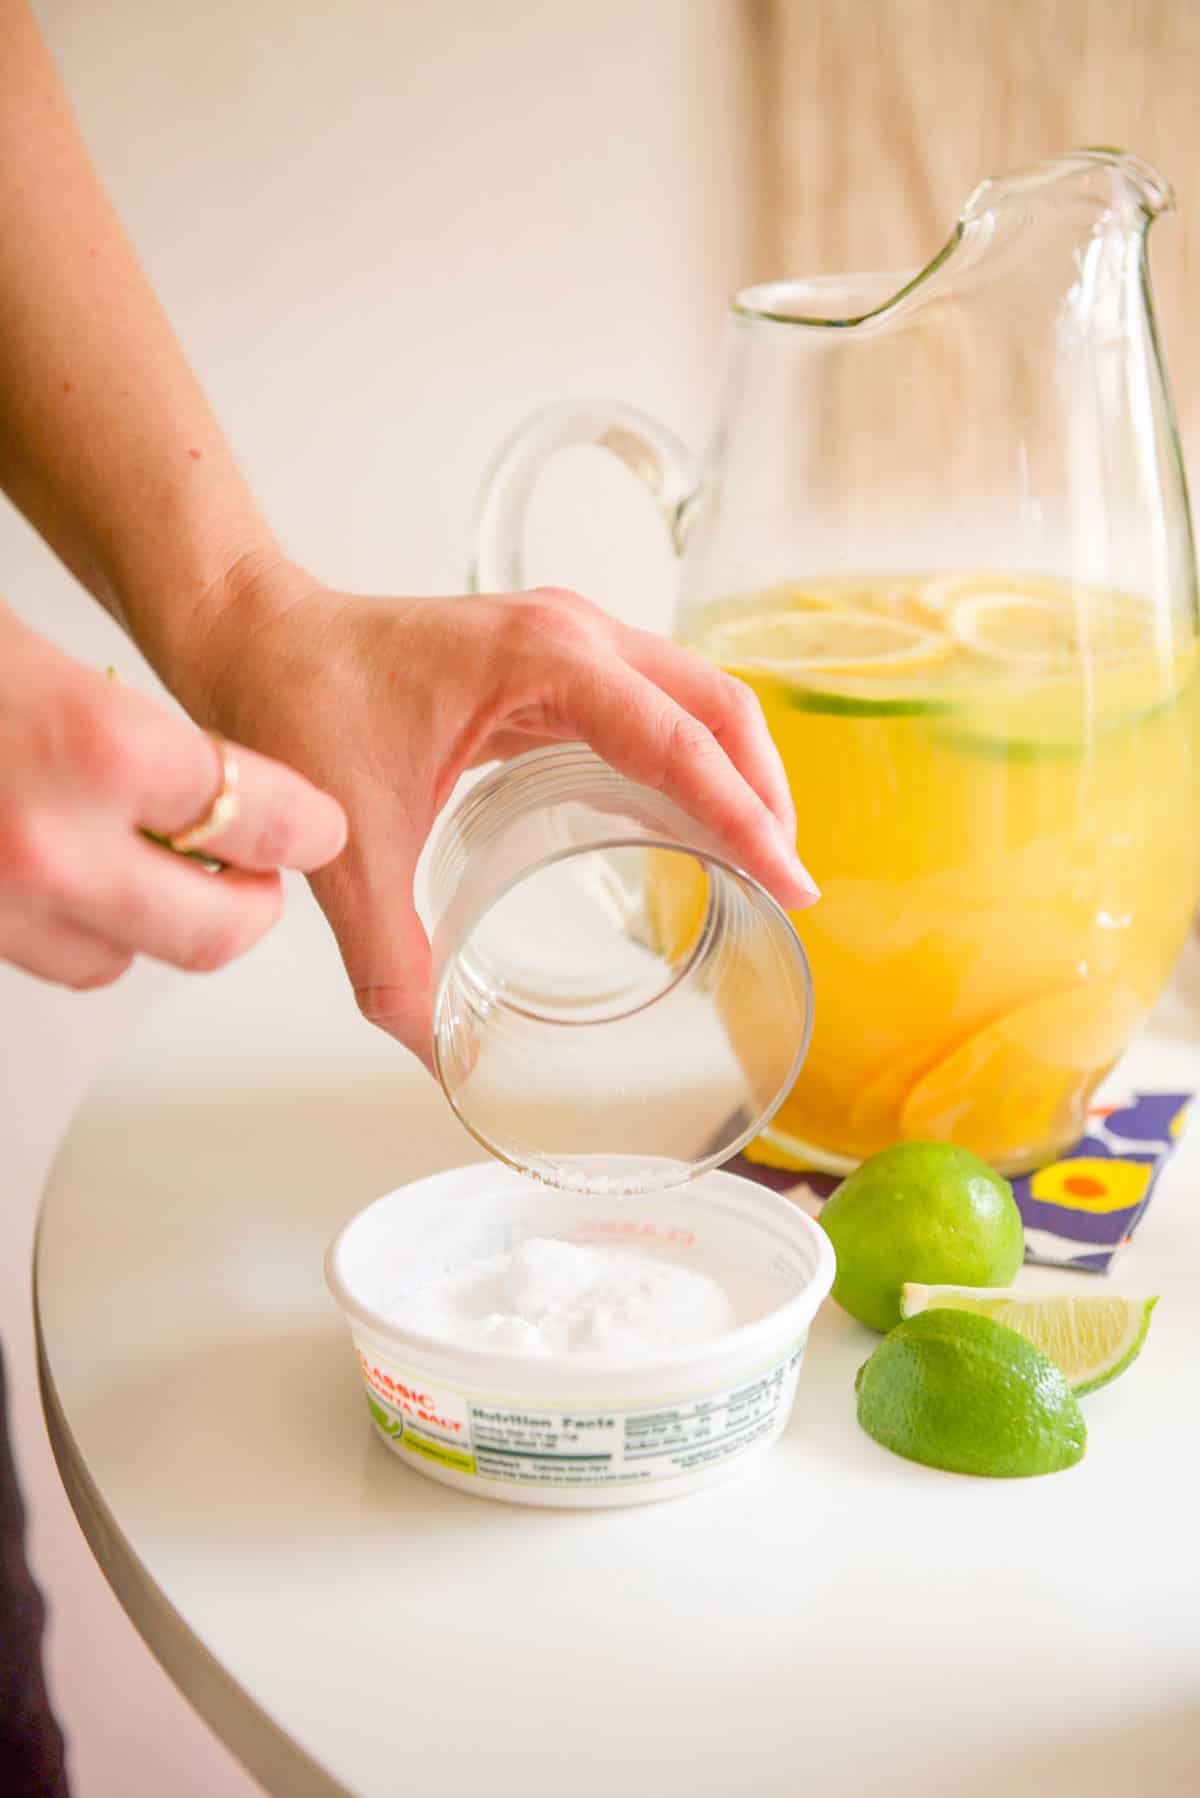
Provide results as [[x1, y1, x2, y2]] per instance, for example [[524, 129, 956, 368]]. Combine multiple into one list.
[[899, 1285, 1158, 1395]]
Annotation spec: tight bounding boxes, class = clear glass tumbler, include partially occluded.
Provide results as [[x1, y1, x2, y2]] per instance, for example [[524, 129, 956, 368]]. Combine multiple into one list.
[[423, 745, 812, 1193]]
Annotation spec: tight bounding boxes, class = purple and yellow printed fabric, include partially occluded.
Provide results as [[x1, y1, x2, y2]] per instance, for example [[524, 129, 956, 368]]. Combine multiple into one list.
[[724, 1091, 1192, 1274]]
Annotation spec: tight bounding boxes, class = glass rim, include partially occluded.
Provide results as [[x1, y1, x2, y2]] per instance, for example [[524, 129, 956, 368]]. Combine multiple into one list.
[[436, 836, 727, 1032], [430, 834, 814, 1191]]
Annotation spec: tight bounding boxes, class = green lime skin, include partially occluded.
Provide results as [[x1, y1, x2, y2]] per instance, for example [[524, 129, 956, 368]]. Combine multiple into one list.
[[819, 1141, 1024, 1332], [855, 1309, 1087, 1478]]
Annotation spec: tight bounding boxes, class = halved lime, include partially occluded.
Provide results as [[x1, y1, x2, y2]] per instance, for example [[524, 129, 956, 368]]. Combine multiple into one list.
[[899, 1286, 1158, 1396], [855, 1309, 1087, 1477]]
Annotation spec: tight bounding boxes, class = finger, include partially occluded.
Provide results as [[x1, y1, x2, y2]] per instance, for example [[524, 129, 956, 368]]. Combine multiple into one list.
[[0, 912, 133, 991], [310, 848, 435, 1069], [560, 658, 820, 910], [620, 628, 797, 837], [137, 733, 347, 873], [95, 677, 346, 871], [61, 837, 285, 972]]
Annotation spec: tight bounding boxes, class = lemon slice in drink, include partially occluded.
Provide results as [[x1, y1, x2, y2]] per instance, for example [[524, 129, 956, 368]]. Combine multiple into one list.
[[748, 581, 839, 612], [704, 608, 953, 676], [949, 589, 1155, 669], [917, 571, 1077, 616], [899, 981, 1148, 1171], [899, 1286, 1158, 1396]]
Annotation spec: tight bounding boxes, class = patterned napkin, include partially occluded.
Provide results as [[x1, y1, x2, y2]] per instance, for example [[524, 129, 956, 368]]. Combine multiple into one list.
[[724, 1090, 1192, 1274]]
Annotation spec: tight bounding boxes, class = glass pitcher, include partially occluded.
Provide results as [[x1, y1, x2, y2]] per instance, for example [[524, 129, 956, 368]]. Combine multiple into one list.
[[474, 149, 1200, 1177]]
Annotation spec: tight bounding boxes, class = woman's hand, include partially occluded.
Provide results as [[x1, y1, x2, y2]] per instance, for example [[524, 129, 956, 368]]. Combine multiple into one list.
[[0, 11, 813, 1042], [180, 569, 819, 1067], [0, 604, 346, 989]]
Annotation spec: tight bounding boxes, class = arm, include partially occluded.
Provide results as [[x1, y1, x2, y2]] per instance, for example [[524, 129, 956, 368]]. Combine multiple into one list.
[[0, 1, 346, 986], [0, 1, 816, 1055], [0, 0, 289, 676]]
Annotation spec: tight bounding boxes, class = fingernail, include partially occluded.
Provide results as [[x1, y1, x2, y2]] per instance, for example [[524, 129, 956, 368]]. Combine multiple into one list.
[[769, 819, 815, 891], [788, 848, 821, 903]]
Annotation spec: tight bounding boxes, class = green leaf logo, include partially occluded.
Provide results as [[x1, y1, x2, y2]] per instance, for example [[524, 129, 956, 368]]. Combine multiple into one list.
[[367, 1396, 403, 1438]]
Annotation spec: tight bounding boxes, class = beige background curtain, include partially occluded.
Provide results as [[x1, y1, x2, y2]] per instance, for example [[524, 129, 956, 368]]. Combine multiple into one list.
[[757, 0, 1200, 461]]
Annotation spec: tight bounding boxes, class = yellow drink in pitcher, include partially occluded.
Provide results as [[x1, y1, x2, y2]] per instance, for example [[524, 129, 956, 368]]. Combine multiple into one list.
[[660, 573, 1200, 1175]]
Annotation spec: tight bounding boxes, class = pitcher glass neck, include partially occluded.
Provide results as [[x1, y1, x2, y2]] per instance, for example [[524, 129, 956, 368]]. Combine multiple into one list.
[[731, 149, 1171, 332]]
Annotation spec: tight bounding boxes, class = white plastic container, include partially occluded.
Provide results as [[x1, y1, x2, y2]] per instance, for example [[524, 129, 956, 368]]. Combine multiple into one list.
[[325, 1163, 835, 1509]]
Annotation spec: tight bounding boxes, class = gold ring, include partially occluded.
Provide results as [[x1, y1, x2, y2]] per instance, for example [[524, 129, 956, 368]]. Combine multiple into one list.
[[167, 732, 241, 853]]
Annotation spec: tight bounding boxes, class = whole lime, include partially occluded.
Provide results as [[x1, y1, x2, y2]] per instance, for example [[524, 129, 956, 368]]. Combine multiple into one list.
[[855, 1308, 1086, 1478], [819, 1141, 1023, 1331]]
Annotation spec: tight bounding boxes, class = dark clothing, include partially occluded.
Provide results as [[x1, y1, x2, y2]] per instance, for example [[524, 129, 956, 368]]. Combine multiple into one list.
[[0, 1347, 69, 1796]]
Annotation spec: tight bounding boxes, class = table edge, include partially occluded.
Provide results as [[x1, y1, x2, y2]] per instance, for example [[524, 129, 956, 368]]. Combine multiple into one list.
[[33, 1203, 352, 1798]]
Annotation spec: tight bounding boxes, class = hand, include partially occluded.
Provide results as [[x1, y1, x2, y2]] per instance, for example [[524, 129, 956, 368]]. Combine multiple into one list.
[[181, 569, 819, 1067], [0, 605, 346, 989]]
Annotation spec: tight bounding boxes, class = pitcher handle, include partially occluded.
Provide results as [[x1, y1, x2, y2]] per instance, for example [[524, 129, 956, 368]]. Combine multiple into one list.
[[471, 399, 701, 592]]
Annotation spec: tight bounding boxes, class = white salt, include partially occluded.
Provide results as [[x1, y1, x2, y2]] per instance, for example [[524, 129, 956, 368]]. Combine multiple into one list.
[[389, 1236, 770, 1359]]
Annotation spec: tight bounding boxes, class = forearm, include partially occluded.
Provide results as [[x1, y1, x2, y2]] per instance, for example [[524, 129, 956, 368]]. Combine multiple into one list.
[[0, 1, 286, 691]]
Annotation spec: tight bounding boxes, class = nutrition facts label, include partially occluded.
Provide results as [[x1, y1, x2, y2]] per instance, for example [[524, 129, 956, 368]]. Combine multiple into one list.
[[358, 1344, 805, 1492]]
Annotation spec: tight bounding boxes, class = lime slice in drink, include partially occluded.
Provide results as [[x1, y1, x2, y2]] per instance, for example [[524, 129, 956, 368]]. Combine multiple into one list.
[[701, 609, 958, 717], [933, 644, 1197, 762], [855, 1308, 1087, 1477], [899, 1286, 1158, 1395]]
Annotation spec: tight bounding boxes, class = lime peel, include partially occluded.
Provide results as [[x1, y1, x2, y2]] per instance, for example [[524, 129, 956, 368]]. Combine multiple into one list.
[[856, 1309, 1087, 1478], [818, 1142, 1025, 1333]]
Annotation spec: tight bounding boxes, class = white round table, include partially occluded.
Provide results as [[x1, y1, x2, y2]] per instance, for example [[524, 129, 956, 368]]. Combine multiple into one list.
[[36, 888, 1200, 1798]]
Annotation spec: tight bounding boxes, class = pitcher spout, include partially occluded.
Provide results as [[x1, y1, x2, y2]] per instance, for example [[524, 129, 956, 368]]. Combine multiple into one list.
[[733, 149, 1173, 333], [961, 148, 1174, 228]]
